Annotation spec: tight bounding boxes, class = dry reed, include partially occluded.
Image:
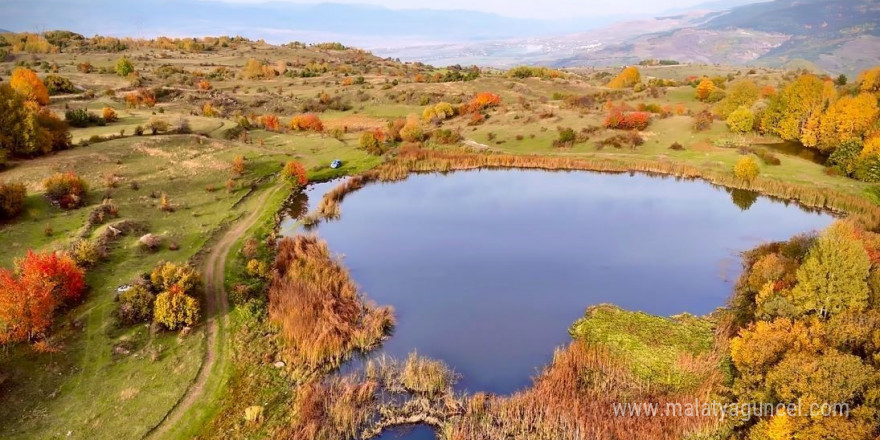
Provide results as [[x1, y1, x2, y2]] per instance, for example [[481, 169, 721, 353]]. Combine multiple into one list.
[[270, 235, 395, 375]]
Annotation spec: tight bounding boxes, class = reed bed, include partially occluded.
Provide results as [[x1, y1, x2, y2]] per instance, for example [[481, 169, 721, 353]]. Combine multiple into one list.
[[444, 341, 724, 440], [269, 236, 395, 376], [310, 147, 880, 230]]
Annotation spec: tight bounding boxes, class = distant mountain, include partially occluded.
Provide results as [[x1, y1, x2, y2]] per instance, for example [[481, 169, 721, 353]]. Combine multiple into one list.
[[0, 0, 610, 48], [379, 0, 880, 75], [582, 0, 880, 74]]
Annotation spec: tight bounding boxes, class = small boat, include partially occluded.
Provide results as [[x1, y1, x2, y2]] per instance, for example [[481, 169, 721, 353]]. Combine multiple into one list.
[[330, 159, 342, 169]]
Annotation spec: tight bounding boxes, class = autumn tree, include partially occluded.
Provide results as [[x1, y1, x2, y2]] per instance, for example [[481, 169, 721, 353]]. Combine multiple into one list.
[[42, 171, 88, 209], [789, 222, 871, 318], [813, 93, 879, 151], [607, 66, 641, 89], [726, 106, 755, 133], [734, 156, 759, 182], [231, 155, 246, 176], [150, 262, 201, 295], [10, 68, 49, 106], [760, 74, 826, 142], [0, 180, 26, 220], [695, 78, 716, 102], [857, 66, 880, 93], [359, 130, 382, 155], [154, 286, 200, 330], [728, 223, 880, 439], [289, 113, 323, 132], [399, 114, 425, 142], [101, 107, 118, 123], [115, 57, 134, 77], [281, 161, 308, 189], [714, 79, 759, 118], [260, 114, 280, 132], [0, 251, 86, 344]]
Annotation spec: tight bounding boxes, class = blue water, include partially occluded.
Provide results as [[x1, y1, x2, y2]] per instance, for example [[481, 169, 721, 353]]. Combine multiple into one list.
[[280, 169, 833, 438]]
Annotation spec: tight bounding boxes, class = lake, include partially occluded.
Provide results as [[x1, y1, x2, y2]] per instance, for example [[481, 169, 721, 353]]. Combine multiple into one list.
[[280, 169, 833, 438]]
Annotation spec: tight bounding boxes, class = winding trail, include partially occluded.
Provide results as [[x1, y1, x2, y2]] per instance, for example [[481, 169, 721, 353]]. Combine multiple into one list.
[[144, 184, 281, 440]]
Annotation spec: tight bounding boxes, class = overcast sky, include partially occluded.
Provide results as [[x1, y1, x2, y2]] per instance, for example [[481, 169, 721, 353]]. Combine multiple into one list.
[[205, 0, 751, 20]]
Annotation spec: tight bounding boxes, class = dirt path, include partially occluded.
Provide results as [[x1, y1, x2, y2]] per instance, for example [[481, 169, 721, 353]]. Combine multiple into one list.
[[144, 184, 281, 439]]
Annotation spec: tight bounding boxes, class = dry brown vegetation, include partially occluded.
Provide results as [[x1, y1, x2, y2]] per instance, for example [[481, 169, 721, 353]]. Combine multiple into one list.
[[270, 235, 394, 375]]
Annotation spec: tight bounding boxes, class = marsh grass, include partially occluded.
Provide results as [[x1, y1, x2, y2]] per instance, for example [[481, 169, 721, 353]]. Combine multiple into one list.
[[270, 235, 394, 376]]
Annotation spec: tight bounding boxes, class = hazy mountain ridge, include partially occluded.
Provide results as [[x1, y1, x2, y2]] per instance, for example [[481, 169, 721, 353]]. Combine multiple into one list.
[[380, 0, 880, 75]]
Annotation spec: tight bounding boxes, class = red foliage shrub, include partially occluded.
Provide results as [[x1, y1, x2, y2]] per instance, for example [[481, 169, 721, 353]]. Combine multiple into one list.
[[603, 110, 651, 130], [281, 161, 308, 188], [260, 114, 281, 132], [0, 251, 86, 344], [289, 113, 324, 132]]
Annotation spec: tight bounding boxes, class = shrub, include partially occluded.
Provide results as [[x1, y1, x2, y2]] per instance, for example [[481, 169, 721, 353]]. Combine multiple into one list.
[[42, 171, 88, 209], [281, 161, 308, 189], [433, 129, 462, 145], [231, 155, 246, 176], [400, 115, 425, 142], [146, 118, 169, 135], [553, 128, 576, 148], [751, 148, 781, 166], [64, 108, 103, 127], [289, 113, 324, 132], [0, 180, 26, 220], [692, 110, 714, 131], [115, 57, 134, 77], [116, 285, 155, 325], [828, 139, 863, 177], [669, 142, 685, 151], [734, 156, 760, 182], [154, 289, 200, 330], [69, 239, 101, 267], [726, 106, 754, 133], [603, 110, 651, 130], [359, 130, 383, 155], [101, 107, 118, 123], [150, 261, 201, 295], [44, 74, 77, 95], [246, 259, 269, 279], [0, 251, 86, 343]]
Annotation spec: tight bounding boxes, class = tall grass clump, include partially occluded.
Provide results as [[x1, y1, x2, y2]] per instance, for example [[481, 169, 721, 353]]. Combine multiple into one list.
[[270, 235, 394, 374]]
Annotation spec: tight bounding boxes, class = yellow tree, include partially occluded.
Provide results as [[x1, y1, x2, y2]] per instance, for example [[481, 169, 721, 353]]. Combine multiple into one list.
[[10, 68, 49, 106], [607, 66, 641, 89], [695, 78, 716, 101], [817, 93, 879, 151], [857, 66, 880, 93], [761, 74, 826, 142], [715, 79, 759, 117]]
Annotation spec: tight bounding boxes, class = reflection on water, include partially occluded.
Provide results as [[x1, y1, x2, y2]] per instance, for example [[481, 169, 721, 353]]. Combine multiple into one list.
[[279, 170, 833, 439], [757, 141, 827, 165]]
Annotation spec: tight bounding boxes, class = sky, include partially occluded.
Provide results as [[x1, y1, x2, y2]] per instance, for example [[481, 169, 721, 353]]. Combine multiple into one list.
[[204, 0, 752, 19], [0, 0, 768, 48]]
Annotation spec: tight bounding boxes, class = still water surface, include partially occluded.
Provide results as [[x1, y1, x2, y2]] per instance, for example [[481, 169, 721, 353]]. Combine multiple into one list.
[[280, 170, 833, 438]]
